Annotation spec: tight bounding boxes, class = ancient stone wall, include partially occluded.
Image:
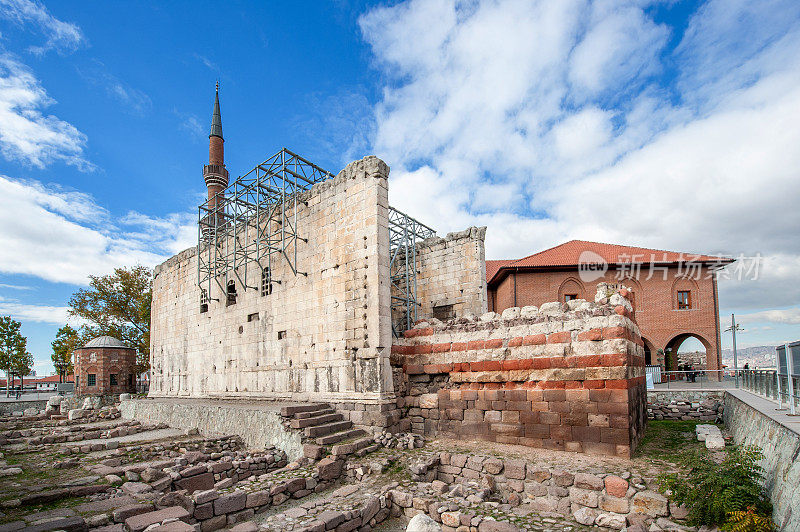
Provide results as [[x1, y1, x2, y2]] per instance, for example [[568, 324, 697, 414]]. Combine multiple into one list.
[[149, 156, 393, 405], [391, 285, 647, 457], [120, 398, 304, 460], [414, 227, 488, 321], [724, 390, 800, 531]]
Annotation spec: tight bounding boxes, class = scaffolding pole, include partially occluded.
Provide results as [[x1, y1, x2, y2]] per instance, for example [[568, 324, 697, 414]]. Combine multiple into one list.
[[198, 148, 335, 300], [389, 207, 436, 336]]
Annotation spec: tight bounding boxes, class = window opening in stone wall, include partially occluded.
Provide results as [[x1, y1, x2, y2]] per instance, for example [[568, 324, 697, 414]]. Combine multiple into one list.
[[87, 374, 96, 387], [247, 312, 259, 322], [226, 280, 237, 306], [128, 374, 134, 387], [677, 290, 692, 310], [110, 374, 118, 386], [278, 330, 287, 340], [564, 294, 578, 302], [432, 304, 455, 321], [200, 289, 209, 313], [261, 267, 273, 296]]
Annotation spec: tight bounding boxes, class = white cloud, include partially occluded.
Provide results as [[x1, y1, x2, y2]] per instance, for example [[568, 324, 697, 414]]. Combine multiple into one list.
[[76, 61, 151, 115], [176, 111, 205, 140], [0, 54, 91, 169], [0, 283, 33, 290], [361, 0, 800, 314], [738, 308, 800, 326], [0, 0, 84, 55], [0, 174, 196, 285], [0, 298, 72, 324]]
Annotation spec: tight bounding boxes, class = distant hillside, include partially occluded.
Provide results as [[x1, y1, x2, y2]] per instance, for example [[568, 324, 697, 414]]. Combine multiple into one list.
[[721, 345, 779, 368]]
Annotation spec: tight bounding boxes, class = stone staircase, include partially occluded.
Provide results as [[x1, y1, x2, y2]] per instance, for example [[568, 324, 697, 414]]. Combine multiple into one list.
[[280, 403, 367, 446]]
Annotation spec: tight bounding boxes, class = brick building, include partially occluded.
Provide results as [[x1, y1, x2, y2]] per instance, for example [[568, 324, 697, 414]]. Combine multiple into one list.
[[486, 240, 733, 374], [73, 336, 137, 396]]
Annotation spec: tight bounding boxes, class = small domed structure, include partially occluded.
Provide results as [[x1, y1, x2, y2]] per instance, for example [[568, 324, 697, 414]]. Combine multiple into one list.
[[73, 336, 137, 396], [83, 335, 129, 349]]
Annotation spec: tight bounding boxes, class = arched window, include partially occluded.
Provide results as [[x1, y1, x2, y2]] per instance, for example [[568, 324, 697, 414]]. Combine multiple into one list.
[[226, 280, 237, 306], [672, 277, 699, 310], [558, 278, 585, 303], [261, 267, 272, 296], [200, 289, 209, 313]]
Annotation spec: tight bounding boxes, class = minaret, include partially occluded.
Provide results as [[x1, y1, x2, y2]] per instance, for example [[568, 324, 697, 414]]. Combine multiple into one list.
[[203, 82, 229, 217]]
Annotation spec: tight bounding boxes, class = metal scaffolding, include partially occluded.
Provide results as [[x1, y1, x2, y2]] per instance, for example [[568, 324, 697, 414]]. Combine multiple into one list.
[[197, 148, 437, 334], [389, 207, 436, 336], [197, 148, 335, 299]]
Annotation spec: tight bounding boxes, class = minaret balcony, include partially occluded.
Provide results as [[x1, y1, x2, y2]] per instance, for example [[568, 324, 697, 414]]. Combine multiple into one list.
[[203, 164, 229, 187]]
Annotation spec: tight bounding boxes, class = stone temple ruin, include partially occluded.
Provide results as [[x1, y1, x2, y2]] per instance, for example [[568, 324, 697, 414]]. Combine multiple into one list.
[[139, 137, 645, 459], [133, 87, 647, 461]]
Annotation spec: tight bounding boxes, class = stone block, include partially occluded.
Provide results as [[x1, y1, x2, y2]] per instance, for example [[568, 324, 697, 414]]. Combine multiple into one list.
[[573, 473, 603, 491], [194, 502, 214, 520], [477, 519, 520, 532], [213, 492, 247, 515], [573, 506, 598, 526], [595, 512, 626, 529], [319, 510, 346, 530], [317, 458, 343, 481], [246, 490, 270, 508], [599, 494, 629, 514], [632, 490, 668, 517], [175, 472, 214, 493], [194, 489, 219, 505], [503, 459, 526, 480], [112, 503, 154, 523], [200, 515, 227, 532], [603, 475, 628, 498], [125, 507, 190, 532], [569, 487, 598, 508]]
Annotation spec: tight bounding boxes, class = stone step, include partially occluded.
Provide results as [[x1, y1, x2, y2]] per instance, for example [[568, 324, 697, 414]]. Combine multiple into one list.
[[291, 412, 343, 429], [280, 404, 329, 417], [125, 506, 190, 532], [305, 420, 353, 438], [331, 436, 374, 457], [316, 428, 367, 446], [295, 408, 335, 419]]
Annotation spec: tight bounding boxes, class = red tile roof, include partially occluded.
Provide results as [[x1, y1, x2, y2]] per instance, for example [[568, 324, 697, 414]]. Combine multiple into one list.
[[485, 260, 514, 282], [0, 375, 73, 386], [487, 240, 733, 285]]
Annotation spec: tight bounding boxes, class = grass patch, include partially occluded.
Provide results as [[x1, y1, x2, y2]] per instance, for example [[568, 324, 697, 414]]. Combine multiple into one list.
[[636, 419, 719, 462]]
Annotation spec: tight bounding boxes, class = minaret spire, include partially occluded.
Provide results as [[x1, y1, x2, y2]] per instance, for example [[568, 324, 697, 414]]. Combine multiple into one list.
[[203, 82, 229, 216], [210, 81, 223, 139]]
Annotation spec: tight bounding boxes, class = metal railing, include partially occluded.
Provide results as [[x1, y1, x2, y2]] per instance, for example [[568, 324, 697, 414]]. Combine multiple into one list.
[[740, 368, 800, 413], [650, 369, 737, 390]]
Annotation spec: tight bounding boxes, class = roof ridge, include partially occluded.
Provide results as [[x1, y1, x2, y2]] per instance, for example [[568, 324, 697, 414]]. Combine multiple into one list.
[[509, 239, 578, 265]]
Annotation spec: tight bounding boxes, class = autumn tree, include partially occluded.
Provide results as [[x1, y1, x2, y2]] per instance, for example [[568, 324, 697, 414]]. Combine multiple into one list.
[[68, 265, 152, 373], [51, 324, 80, 382]]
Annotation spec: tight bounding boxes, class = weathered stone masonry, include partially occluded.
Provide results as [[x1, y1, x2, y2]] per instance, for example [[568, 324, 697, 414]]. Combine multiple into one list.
[[391, 286, 647, 457], [148, 155, 488, 434], [150, 157, 395, 405]]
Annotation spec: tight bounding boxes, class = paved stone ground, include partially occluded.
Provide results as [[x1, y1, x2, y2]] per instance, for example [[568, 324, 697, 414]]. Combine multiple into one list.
[[0, 400, 705, 532], [63, 427, 185, 447]]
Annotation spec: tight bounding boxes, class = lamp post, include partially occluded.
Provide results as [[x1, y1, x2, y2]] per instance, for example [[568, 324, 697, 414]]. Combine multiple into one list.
[[725, 314, 743, 388]]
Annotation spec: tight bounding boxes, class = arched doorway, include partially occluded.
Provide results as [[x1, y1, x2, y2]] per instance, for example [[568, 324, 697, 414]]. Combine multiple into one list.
[[642, 337, 657, 366], [665, 333, 713, 380]]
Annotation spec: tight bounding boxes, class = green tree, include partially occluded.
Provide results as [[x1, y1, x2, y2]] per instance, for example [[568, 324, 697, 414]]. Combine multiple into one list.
[[11, 336, 33, 391], [68, 265, 152, 373], [51, 324, 80, 382], [0, 316, 24, 396]]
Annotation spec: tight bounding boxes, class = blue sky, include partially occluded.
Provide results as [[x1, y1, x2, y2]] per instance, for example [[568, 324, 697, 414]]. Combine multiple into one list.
[[1, 0, 799, 375]]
